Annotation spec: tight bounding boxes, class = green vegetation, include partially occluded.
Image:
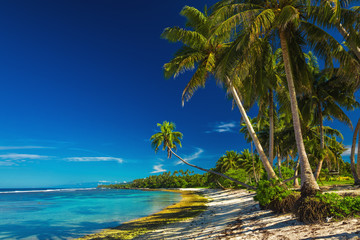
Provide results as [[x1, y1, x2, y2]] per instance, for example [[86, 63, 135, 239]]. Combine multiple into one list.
[[254, 179, 300, 213], [102, 0, 360, 227], [78, 190, 207, 240], [100, 170, 208, 189], [295, 193, 360, 223], [150, 121, 256, 189], [160, 0, 360, 198], [254, 180, 360, 223]]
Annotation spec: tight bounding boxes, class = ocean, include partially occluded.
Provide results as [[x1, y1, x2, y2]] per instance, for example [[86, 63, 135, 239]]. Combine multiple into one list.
[[0, 188, 181, 240]]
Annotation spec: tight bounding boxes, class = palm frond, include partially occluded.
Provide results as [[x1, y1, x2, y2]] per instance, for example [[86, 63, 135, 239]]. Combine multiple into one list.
[[277, 5, 300, 30], [163, 51, 205, 79], [181, 62, 209, 105], [181, 6, 207, 29], [161, 27, 207, 49]]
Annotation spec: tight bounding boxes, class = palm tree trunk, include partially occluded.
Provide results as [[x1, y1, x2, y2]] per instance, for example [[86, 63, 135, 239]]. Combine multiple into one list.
[[269, 90, 275, 165], [294, 160, 300, 188], [216, 179, 226, 190], [277, 147, 283, 178], [357, 131, 360, 177], [251, 142, 258, 183], [226, 77, 277, 180], [279, 30, 320, 196], [336, 24, 360, 60], [314, 105, 324, 180], [286, 155, 290, 168], [350, 118, 360, 184], [169, 148, 256, 190]]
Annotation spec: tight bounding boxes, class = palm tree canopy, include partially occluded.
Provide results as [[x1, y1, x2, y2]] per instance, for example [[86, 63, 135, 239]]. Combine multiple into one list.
[[216, 150, 242, 172], [150, 121, 183, 158], [299, 51, 359, 129], [162, 5, 231, 105]]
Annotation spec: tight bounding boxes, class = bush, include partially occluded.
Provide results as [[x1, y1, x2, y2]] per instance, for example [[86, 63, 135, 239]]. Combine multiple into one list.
[[224, 168, 250, 188], [274, 166, 295, 181], [294, 192, 360, 223], [254, 179, 299, 213]]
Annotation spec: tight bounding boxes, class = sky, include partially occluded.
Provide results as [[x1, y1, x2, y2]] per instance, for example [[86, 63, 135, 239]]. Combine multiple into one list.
[[0, 0, 358, 188]]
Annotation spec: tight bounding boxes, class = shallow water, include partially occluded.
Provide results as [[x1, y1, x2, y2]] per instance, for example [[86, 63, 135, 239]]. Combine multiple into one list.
[[0, 188, 181, 240]]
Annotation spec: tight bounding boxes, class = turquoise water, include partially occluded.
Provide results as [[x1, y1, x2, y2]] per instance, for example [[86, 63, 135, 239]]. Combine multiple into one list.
[[0, 188, 181, 240]]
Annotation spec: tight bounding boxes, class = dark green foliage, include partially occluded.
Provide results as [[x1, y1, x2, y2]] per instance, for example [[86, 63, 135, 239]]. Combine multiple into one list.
[[274, 166, 294, 182], [316, 193, 360, 219], [294, 193, 360, 223], [209, 168, 250, 189], [214, 149, 264, 184], [254, 179, 296, 211], [100, 170, 208, 189]]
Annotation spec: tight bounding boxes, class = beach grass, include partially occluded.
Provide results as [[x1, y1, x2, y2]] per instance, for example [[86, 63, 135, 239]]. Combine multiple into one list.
[[318, 177, 354, 186], [77, 190, 208, 240]]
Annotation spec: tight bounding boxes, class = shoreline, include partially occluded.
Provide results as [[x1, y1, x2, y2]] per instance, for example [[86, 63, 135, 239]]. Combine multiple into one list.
[[135, 188, 255, 239], [78, 188, 360, 240], [137, 188, 360, 240], [77, 189, 208, 240]]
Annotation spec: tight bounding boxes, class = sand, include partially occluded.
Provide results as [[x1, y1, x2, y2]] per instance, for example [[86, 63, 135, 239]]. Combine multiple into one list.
[[134, 188, 360, 240]]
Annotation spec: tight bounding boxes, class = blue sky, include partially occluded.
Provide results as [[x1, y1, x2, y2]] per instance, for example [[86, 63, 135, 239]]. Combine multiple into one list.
[[0, 0, 358, 188]]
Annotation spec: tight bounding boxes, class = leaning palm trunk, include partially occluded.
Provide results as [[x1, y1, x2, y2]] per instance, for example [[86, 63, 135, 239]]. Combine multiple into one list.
[[350, 118, 360, 184], [169, 148, 256, 190], [314, 106, 324, 180], [226, 77, 278, 180], [357, 131, 360, 178], [251, 142, 259, 183], [336, 24, 360, 61], [269, 90, 275, 165], [279, 30, 320, 196]]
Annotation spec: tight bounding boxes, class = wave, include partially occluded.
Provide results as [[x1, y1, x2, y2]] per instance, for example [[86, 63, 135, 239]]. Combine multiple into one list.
[[0, 188, 97, 194]]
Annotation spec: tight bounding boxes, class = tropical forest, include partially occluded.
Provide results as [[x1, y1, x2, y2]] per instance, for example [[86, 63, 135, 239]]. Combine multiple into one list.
[[102, 0, 360, 230]]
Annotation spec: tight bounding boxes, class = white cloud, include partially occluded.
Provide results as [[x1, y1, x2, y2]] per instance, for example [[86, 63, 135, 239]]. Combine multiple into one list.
[[207, 121, 237, 133], [66, 157, 123, 164], [98, 180, 111, 183], [0, 161, 16, 166], [151, 164, 167, 173], [342, 145, 354, 156], [0, 146, 51, 150], [0, 153, 50, 167], [0, 153, 50, 160], [176, 148, 204, 165]]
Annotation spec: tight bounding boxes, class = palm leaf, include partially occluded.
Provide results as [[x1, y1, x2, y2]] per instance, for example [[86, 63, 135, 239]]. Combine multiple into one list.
[[161, 27, 207, 49]]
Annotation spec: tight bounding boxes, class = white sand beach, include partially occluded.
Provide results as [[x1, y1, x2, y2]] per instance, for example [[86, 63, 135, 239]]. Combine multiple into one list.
[[135, 189, 360, 240]]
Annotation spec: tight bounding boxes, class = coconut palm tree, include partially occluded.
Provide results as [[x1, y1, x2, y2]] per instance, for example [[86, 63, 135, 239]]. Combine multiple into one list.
[[216, 151, 242, 173], [162, 5, 277, 179], [211, 0, 356, 196], [150, 121, 256, 189], [310, 0, 360, 61], [239, 44, 285, 165], [299, 52, 359, 179], [239, 149, 264, 183]]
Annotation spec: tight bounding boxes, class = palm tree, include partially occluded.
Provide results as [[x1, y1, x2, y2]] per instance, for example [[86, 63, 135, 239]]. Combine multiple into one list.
[[150, 121, 256, 189], [299, 51, 359, 179], [310, 0, 360, 61], [162, 6, 277, 179], [216, 151, 242, 173], [240, 44, 285, 165], [239, 149, 264, 183], [211, 0, 355, 195]]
